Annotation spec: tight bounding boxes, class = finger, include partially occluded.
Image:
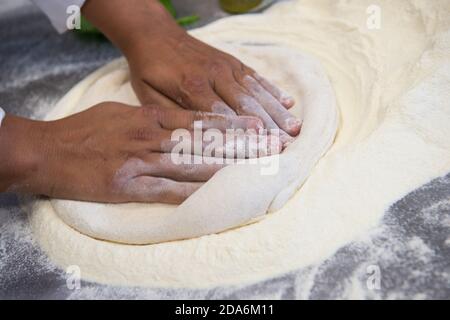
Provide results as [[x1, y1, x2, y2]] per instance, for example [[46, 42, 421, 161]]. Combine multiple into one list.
[[145, 106, 264, 132], [216, 81, 295, 145], [253, 73, 296, 109], [132, 80, 181, 110], [214, 75, 278, 128], [122, 175, 202, 204], [242, 75, 302, 136], [215, 131, 283, 157], [214, 79, 294, 146], [177, 75, 236, 116], [139, 153, 225, 182], [155, 128, 282, 158]]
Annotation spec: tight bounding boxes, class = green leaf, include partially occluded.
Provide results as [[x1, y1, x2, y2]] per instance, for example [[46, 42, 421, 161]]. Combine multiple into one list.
[[75, 0, 198, 35], [159, 0, 177, 17], [77, 15, 101, 34], [176, 15, 200, 27]]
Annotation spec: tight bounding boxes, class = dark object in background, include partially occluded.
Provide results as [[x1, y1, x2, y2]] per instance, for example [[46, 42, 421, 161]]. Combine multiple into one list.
[[219, 0, 263, 13], [219, 0, 275, 13]]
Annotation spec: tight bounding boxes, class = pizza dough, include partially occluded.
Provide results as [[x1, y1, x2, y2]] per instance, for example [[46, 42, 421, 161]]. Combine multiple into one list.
[[43, 44, 338, 245], [29, 0, 450, 288]]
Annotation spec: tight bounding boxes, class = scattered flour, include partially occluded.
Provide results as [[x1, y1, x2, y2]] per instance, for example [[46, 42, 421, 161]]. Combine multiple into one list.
[[26, 0, 450, 289]]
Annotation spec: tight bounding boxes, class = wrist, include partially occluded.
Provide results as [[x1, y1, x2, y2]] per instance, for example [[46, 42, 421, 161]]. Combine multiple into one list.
[[124, 27, 188, 65], [82, 0, 186, 58], [0, 115, 49, 194], [126, 3, 186, 51]]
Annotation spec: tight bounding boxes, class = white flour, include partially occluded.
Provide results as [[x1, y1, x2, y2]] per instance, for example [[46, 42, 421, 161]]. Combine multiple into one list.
[[29, 0, 450, 288], [41, 45, 338, 245]]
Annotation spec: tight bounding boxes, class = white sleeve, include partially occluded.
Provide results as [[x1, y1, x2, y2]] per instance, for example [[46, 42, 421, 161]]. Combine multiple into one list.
[[0, 107, 5, 128], [32, 0, 86, 34]]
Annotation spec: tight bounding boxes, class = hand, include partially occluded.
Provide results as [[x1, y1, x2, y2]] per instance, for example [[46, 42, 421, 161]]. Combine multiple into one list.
[[128, 33, 301, 140], [0, 102, 267, 204], [82, 0, 302, 143]]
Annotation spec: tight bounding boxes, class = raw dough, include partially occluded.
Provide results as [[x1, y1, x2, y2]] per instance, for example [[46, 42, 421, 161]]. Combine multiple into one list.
[[29, 0, 450, 288], [44, 45, 338, 245]]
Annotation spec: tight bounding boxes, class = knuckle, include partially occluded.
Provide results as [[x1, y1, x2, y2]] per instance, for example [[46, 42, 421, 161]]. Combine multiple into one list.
[[238, 96, 260, 114], [140, 105, 165, 127], [232, 68, 247, 83], [129, 127, 154, 140], [241, 62, 255, 75], [180, 163, 198, 178], [117, 150, 132, 161], [192, 110, 206, 121], [180, 74, 209, 96], [209, 60, 228, 77], [140, 105, 159, 117]]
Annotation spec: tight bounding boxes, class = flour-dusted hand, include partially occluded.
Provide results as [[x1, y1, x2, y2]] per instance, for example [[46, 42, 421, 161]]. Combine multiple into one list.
[[128, 34, 301, 139], [0, 102, 269, 204], [81, 0, 302, 143]]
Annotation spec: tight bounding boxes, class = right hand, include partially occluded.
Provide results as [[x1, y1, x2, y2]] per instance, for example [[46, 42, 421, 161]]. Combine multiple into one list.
[[0, 102, 274, 204]]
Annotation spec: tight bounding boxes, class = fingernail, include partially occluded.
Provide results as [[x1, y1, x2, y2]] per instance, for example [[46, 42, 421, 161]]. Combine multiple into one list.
[[281, 96, 295, 108], [286, 118, 302, 136]]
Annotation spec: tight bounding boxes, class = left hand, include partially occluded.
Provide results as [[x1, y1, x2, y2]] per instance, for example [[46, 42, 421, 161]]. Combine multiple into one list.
[[127, 33, 301, 140]]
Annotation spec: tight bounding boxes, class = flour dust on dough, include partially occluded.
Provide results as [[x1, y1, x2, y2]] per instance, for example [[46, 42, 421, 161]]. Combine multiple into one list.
[[42, 44, 338, 245], [30, 0, 450, 288]]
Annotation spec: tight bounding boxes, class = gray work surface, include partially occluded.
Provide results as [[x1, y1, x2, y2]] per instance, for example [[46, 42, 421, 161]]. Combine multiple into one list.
[[0, 0, 449, 300]]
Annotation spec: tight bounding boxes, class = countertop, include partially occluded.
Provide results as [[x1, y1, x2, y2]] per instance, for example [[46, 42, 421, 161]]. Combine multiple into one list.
[[0, 0, 449, 299]]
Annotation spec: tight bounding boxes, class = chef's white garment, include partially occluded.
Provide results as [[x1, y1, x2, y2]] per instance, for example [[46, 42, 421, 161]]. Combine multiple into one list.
[[0, 107, 5, 128]]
